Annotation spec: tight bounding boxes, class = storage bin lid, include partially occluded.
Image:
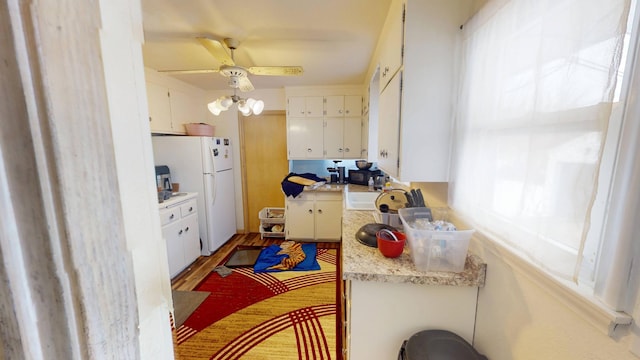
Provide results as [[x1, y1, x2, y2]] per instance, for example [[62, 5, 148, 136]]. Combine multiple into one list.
[[401, 330, 487, 360]]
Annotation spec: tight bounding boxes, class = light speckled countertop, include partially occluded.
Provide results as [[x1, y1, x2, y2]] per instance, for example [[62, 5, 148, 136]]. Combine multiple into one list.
[[341, 206, 486, 287]]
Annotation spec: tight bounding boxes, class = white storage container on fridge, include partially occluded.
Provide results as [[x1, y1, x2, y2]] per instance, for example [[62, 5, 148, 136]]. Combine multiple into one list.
[[398, 207, 474, 273]]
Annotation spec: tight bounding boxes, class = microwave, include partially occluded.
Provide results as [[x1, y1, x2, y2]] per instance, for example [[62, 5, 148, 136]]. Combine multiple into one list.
[[348, 169, 381, 186]]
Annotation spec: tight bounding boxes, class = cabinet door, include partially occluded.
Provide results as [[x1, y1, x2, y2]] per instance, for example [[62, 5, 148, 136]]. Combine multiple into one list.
[[324, 95, 344, 117], [305, 96, 324, 117], [379, 1, 405, 91], [162, 220, 185, 278], [343, 118, 362, 159], [288, 96, 306, 117], [286, 198, 315, 239], [288, 117, 324, 159], [377, 72, 402, 178], [182, 214, 200, 267], [147, 82, 173, 133], [315, 199, 342, 240], [324, 118, 344, 159], [361, 115, 369, 160], [170, 89, 202, 134], [344, 95, 362, 117]]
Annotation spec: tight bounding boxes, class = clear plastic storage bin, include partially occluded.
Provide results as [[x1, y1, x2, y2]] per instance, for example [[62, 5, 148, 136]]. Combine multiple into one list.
[[398, 207, 474, 273]]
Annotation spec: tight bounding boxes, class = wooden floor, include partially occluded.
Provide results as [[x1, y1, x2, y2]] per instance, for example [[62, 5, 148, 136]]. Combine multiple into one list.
[[171, 233, 341, 291]]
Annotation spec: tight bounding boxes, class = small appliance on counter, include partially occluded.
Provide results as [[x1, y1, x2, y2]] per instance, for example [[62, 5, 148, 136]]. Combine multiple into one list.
[[327, 160, 347, 184], [348, 169, 381, 186], [155, 165, 173, 192], [155, 165, 173, 202]]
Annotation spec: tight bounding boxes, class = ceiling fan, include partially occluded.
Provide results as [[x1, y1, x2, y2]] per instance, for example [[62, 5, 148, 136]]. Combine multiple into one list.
[[160, 37, 304, 92]]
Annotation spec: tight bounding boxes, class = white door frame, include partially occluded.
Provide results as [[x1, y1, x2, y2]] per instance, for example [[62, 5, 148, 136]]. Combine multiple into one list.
[[0, 0, 173, 358]]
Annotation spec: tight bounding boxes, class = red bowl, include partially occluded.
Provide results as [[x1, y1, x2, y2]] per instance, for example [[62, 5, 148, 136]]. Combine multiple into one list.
[[376, 230, 406, 258]]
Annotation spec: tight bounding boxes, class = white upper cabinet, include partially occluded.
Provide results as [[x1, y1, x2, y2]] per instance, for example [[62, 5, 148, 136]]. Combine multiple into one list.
[[287, 117, 324, 159], [286, 92, 363, 160], [288, 96, 324, 117], [169, 88, 204, 130], [324, 96, 345, 117], [146, 78, 207, 134], [343, 117, 363, 158], [146, 82, 173, 133], [378, 0, 405, 91], [377, 73, 402, 177], [344, 95, 363, 117], [374, 0, 470, 181]]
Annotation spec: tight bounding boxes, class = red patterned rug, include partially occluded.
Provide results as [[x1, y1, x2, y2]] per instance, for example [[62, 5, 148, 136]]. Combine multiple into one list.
[[175, 247, 340, 360]]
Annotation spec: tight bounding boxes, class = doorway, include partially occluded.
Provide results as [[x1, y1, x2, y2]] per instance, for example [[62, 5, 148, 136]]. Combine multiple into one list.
[[239, 111, 289, 233]]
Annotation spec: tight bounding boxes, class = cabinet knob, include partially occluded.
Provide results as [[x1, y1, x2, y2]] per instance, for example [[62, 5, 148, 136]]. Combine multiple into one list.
[[300, 111, 305, 115], [185, 227, 189, 232], [318, 209, 323, 214], [178, 229, 183, 235], [308, 209, 313, 214], [345, 148, 350, 152], [339, 109, 343, 114], [170, 214, 175, 219], [307, 148, 312, 153], [345, 110, 349, 114], [188, 207, 193, 212], [338, 148, 343, 153]]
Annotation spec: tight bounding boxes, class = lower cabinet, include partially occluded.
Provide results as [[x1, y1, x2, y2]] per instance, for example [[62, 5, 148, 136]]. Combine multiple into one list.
[[346, 279, 479, 359], [285, 191, 342, 241], [159, 194, 200, 278]]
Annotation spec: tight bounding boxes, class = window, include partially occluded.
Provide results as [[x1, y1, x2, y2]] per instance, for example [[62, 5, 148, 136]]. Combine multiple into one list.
[[451, 0, 637, 318]]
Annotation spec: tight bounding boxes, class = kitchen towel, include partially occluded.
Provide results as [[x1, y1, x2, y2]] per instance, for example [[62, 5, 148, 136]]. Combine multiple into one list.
[[281, 172, 325, 197]]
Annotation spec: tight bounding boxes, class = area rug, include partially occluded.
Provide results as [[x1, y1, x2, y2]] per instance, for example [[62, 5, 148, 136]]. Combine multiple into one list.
[[175, 248, 339, 360], [172, 290, 210, 328]]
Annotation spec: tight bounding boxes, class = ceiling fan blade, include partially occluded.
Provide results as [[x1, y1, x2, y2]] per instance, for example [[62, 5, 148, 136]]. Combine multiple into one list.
[[247, 66, 304, 76], [238, 76, 255, 92], [158, 69, 220, 75], [196, 37, 235, 66]]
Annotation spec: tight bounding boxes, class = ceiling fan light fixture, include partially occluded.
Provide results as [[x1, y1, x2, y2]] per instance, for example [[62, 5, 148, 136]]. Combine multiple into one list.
[[208, 95, 263, 116], [207, 101, 222, 116], [237, 99, 251, 115], [219, 96, 233, 109], [251, 99, 264, 115]]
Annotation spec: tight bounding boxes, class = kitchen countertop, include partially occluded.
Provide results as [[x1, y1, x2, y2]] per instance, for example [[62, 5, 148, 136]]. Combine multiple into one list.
[[300, 183, 372, 193], [157, 192, 197, 208], [341, 208, 486, 287]]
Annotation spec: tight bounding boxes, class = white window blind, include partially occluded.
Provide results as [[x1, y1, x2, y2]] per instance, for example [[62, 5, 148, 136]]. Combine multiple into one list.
[[450, 0, 632, 284]]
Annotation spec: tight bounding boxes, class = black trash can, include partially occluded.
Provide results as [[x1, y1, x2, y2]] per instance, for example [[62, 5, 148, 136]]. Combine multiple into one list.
[[398, 330, 488, 360]]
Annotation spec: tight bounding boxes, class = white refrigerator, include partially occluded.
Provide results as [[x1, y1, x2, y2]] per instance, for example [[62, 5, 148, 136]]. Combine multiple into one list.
[[152, 136, 236, 255]]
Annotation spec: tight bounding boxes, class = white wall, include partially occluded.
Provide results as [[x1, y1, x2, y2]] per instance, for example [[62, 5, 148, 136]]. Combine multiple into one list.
[[101, 3, 174, 359], [470, 239, 639, 360]]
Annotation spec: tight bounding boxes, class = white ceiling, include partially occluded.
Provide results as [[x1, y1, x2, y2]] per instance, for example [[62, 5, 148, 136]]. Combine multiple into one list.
[[140, 0, 392, 91]]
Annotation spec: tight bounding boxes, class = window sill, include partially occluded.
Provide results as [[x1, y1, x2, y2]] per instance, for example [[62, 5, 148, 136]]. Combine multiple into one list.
[[470, 229, 632, 337]]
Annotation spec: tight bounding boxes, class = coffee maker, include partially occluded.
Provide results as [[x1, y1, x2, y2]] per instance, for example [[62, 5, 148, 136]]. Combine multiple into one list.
[[327, 160, 347, 184]]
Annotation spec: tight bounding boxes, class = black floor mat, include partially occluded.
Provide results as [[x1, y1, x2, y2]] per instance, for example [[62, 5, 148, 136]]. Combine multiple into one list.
[[224, 248, 262, 268]]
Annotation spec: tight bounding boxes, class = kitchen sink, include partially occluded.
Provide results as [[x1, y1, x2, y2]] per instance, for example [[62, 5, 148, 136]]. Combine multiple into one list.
[[345, 191, 380, 210]]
